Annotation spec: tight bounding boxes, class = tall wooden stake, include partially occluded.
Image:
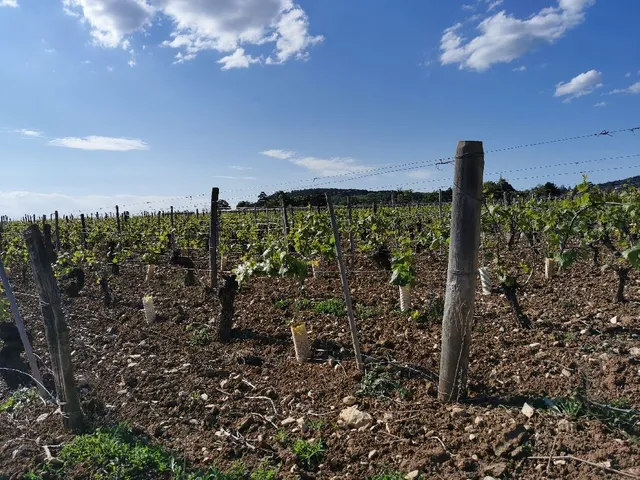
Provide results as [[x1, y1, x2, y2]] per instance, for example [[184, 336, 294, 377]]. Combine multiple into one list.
[[347, 196, 355, 266], [23, 225, 85, 431], [54, 211, 60, 251], [438, 141, 484, 402], [0, 258, 49, 400], [80, 214, 87, 249], [115, 205, 121, 234], [209, 188, 219, 291], [170, 206, 175, 251], [438, 189, 443, 218], [280, 196, 290, 236], [326, 193, 364, 372]]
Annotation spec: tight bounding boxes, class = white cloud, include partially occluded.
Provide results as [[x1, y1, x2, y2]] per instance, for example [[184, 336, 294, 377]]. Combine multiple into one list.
[[0, 191, 177, 218], [14, 129, 43, 138], [406, 170, 433, 180], [107, 65, 114, 72], [594, 101, 607, 107], [82, 59, 92, 64], [609, 81, 640, 95], [218, 48, 260, 70], [63, 0, 322, 70], [625, 72, 631, 78], [261, 149, 295, 160], [462, 4, 476, 11], [486, 0, 503, 12], [440, 0, 595, 71], [261, 149, 369, 176], [212, 175, 256, 180], [554, 70, 602, 101], [44, 48, 56, 54], [48, 135, 149, 151], [0, 0, 18, 7], [229, 165, 253, 171], [513, 65, 526, 72]]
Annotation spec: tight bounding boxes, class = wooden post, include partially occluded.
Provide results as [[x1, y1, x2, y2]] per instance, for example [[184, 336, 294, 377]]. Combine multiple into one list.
[[23, 225, 85, 431], [438, 141, 484, 402], [326, 193, 364, 372], [115, 205, 121, 234], [41, 215, 46, 231], [54, 211, 60, 252], [0, 257, 49, 400], [438, 189, 443, 218], [80, 214, 87, 249], [170, 206, 175, 251], [347, 196, 355, 266], [503, 191, 509, 205], [289, 205, 295, 229], [280, 196, 290, 236], [209, 188, 219, 291], [43, 224, 56, 264]]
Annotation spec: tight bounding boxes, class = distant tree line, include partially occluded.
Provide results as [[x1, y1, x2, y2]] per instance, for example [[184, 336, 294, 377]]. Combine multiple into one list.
[[233, 180, 573, 209]]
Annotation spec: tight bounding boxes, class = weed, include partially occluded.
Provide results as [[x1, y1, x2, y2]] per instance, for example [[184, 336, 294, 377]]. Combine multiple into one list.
[[250, 462, 280, 480], [553, 396, 584, 418], [564, 331, 576, 342], [314, 298, 345, 316], [370, 472, 406, 480], [187, 326, 211, 346], [274, 299, 291, 310], [0, 388, 39, 413], [357, 370, 409, 399], [292, 438, 324, 470], [273, 430, 290, 445], [307, 419, 326, 431], [294, 298, 313, 311], [356, 304, 376, 319]]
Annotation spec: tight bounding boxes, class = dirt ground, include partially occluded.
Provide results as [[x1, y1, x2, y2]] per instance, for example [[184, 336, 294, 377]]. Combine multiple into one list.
[[1, 250, 639, 479]]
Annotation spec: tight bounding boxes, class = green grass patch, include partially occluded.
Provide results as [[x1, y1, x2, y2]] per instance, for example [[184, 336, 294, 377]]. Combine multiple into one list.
[[273, 298, 292, 310], [355, 304, 376, 319], [357, 370, 409, 399], [0, 388, 39, 413], [314, 298, 345, 316], [186, 325, 211, 346]]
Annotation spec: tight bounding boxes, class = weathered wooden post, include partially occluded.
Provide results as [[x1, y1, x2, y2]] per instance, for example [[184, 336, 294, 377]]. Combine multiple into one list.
[[23, 225, 85, 431], [54, 211, 60, 251], [209, 188, 219, 291], [326, 193, 364, 372], [80, 214, 87, 249], [347, 196, 355, 266], [438, 141, 484, 402], [0, 258, 49, 400], [115, 205, 121, 234], [170, 206, 175, 251], [438, 189, 443, 218], [280, 195, 290, 236]]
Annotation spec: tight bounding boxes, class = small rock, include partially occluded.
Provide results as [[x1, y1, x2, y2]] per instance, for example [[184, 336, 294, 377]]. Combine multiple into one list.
[[469, 434, 477, 440], [528, 343, 541, 350], [451, 407, 468, 419], [521, 403, 535, 418], [237, 416, 253, 433], [485, 462, 507, 477], [368, 450, 378, 460], [200, 393, 209, 401], [557, 418, 576, 433], [630, 347, 640, 357], [561, 369, 572, 377], [339, 406, 373, 429], [342, 396, 357, 406], [36, 413, 49, 423], [281, 417, 296, 426], [405, 470, 420, 480], [610, 316, 618, 324], [474, 416, 485, 427]]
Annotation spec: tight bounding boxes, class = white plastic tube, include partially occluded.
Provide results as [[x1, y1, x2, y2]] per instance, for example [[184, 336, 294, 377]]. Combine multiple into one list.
[[220, 255, 228, 272], [399, 285, 411, 312], [545, 258, 558, 279], [145, 264, 156, 282], [312, 264, 318, 278], [143, 295, 156, 323], [479, 267, 492, 295], [291, 322, 311, 362]]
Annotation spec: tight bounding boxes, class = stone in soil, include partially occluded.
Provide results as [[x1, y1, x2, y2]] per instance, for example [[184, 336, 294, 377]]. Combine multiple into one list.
[[339, 406, 373, 429]]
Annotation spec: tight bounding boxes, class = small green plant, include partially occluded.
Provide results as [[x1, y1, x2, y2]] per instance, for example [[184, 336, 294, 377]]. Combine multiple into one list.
[[249, 462, 280, 480], [294, 298, 313, 311], [273, 430, 290, 445], [357, 370, 409, 399], [274, 298, 291, 310], [314, 298, 345, 316], [292, 438, 324, 470], [307, 419, 326, 431], [389, 243, 415, 287], [370, 472, 406, 480], [0, 388, 39, 413], [356, 304, 376, 319], [552, 396, 584, 418], [187, 325, 211, 346]]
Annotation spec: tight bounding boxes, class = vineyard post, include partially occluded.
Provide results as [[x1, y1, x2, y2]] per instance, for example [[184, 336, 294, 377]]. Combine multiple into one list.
[[23, 225, 85, 432], [0, 257, 49, 400], [391, 191, 395, 207], [280, 196, 290, 236], [326, 193, 364, 372], [209, 188, 219, 291], [289, 205, 295, 229], [54, 211, 60, 252], [503, 191, 509, 205], [170, 206, 176, 251], [80, 214, 87, 250], [438, 140, 484, 402], [115, 205, 121, 234], [253, 206, 258, 224], [347, 196, 355, 266], [438, 189, 443, 218], [41, 215, 46, 231]]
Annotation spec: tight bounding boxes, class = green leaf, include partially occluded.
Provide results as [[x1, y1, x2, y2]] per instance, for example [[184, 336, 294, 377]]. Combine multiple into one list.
[[622, 245, 640, 270]]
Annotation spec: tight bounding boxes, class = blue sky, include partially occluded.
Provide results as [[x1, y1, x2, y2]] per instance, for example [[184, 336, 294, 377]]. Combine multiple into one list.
[[1, 0, 639, 216]]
